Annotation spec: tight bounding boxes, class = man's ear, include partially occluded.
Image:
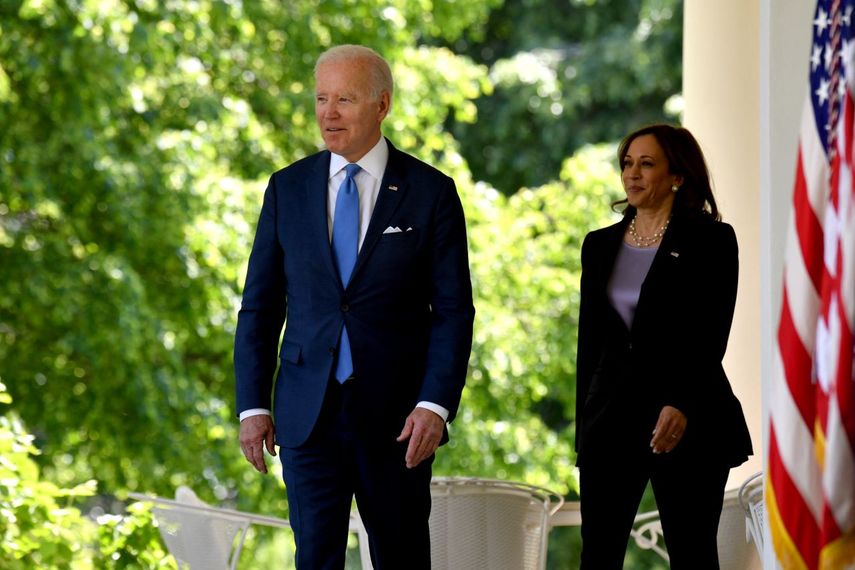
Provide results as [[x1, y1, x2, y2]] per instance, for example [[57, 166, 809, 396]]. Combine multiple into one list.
[[377, 91, 391, 121]]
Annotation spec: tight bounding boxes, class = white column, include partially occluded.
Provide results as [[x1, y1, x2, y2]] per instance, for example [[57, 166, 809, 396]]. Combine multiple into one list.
[[683, 0, 762, 488]]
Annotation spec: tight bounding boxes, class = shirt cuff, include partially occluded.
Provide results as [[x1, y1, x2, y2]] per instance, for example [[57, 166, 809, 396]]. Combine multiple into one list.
[[239, 408, 271, 422], [416, 401, 449, 422]]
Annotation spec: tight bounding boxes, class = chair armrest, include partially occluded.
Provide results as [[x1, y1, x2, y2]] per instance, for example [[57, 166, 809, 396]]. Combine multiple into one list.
[[128, 492, 292, 529], [550, 501, 582, 527]]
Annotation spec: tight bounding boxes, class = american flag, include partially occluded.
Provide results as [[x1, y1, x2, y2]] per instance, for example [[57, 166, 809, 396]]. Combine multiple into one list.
[[767, 0, 855, 568]]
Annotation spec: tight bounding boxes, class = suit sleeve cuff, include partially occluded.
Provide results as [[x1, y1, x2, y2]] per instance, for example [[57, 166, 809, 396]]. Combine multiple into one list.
[[239, 408, 272, 422], [416, 401, 449, 422]]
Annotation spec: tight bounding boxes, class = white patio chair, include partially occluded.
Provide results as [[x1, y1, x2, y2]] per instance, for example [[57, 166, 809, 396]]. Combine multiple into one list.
[[428, 477, 564, 570], [719, 487, 762, 570], [129, 486, 372, 570], [738, 471, 765, 559]]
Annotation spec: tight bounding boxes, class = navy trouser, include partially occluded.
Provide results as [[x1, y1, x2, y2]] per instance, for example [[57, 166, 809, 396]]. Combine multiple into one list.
[[280, 377, 433, 570]]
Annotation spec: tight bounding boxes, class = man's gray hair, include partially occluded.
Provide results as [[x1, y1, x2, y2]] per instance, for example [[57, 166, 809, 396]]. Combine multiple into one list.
[[315, 44, 394, 103]]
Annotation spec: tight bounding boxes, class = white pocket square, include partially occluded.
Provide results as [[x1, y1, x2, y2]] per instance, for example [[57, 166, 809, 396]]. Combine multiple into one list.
[[383, 226, 403, 234]]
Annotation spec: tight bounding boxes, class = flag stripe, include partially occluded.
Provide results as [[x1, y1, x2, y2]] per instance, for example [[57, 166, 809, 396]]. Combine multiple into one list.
[[770, 348, 824, 520], [778, 291, 818, 427], [769, 422, 822, 568], [767, 473, 810, 570], [794, 150, 827, 292]]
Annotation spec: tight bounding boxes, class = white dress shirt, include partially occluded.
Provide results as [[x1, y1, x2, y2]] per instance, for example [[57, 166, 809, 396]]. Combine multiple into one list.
[[240, 136, 449, 423]]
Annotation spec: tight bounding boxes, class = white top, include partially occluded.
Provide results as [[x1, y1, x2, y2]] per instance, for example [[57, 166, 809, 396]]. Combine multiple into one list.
[[607, 242, 658, 328]]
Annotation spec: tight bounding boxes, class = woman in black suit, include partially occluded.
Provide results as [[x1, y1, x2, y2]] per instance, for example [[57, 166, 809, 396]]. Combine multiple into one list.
[[575, 124, 753, 569]]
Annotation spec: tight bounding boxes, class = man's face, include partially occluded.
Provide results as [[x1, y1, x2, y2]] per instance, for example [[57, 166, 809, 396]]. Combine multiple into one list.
[[315, 59, 390, 163]]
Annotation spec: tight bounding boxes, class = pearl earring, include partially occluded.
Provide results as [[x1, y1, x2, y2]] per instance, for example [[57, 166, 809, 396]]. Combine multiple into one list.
[[671, 184, 679, 193]]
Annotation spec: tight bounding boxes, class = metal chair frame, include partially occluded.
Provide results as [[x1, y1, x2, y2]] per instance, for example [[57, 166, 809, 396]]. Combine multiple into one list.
[[631, 510, 670, 561], [738, 471, 765, 558]]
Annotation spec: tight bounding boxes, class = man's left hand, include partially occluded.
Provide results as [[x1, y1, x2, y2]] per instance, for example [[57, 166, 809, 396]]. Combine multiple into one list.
[[240, 415, 276, 474], [396, 407, 444, 469]]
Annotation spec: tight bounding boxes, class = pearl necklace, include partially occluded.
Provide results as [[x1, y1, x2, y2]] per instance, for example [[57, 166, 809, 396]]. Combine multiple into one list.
[[628, 214, 671, 247]]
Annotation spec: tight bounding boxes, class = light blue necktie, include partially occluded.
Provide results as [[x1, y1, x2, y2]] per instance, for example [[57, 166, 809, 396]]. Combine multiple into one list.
[[331, 163, 361, 382]]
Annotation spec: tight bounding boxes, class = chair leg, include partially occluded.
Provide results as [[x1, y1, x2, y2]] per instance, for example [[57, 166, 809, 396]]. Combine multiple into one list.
[[230, 526, 251, 570]]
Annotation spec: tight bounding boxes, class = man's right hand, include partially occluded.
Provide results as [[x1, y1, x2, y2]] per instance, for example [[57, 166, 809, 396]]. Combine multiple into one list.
[[239, 415, 276, 474]]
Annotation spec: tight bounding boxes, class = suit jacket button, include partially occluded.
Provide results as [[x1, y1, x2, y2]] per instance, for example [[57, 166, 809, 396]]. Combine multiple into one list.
[[341, 303, 349, 312], [329, 347, 336, 355]]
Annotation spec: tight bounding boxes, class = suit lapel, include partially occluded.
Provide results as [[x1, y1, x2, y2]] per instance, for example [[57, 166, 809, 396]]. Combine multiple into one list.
[[638, 213, 684, 294], [632, 212, 686, 332], [306, 151, 341, 286], [350, 140, 407, 283]]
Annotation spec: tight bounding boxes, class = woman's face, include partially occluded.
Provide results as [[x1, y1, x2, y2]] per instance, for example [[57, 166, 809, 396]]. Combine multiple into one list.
[[621, 134, 682, 214]]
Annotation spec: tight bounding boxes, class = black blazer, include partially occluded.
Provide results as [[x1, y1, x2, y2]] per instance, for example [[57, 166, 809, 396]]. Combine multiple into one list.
[[234, 139, 475, 448], [575, 211, 752, 468]]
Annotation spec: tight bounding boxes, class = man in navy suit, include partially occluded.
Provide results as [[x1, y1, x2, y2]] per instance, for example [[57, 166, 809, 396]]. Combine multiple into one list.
[[234, 44, 474, 569]]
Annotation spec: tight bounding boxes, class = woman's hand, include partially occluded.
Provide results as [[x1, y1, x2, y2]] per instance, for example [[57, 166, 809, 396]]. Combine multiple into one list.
[[650, 405, 687, 454]]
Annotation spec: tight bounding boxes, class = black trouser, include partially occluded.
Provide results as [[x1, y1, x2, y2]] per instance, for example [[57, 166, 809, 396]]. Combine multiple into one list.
[[579, 441, 729, 569]]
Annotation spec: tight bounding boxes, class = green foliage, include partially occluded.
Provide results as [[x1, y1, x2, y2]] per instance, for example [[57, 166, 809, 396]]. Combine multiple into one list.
[[94, 503, 178, 569], [0, 381, 175, 568], [447, 0, 683, 194], [0, 381, 95, 567], [2, 0, 244, 500]]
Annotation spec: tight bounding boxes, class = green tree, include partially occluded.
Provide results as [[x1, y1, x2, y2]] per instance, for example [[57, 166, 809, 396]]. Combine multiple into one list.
[[446, 0, 683, 194], [0, 380, 173, 568]]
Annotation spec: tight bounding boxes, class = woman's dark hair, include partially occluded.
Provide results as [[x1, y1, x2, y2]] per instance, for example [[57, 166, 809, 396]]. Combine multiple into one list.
[[612, 124, 720, 221]]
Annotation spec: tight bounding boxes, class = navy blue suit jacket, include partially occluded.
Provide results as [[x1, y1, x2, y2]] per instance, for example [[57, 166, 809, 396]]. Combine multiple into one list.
[[234, 139, 475, 449]]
